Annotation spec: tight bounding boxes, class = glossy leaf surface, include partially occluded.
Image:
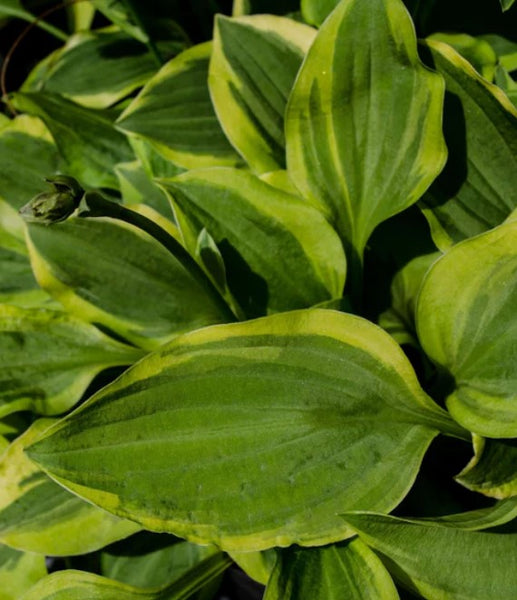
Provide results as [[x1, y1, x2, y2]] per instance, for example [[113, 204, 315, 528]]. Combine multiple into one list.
[[0, 543, 46, 600], [0, 421, 139, 555], [344, 512, 517, 600], [210, 15, 315, 172], [11, 93, 133, 189], [27, 309, 459, 551], [456, 435, 517, 498], [117, 43, 240, 169], [286, 0, 447, 256], [421, 40, 517, 249], [416, 222, 517, 437], [162, 168, 346, 317], [0, 304, 143, 416], [265, 539, 399, 599], [26, 218, 229, 350]]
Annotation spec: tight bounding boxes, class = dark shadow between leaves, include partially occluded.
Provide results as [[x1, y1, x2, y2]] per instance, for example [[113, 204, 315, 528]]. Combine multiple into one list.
[[423, 91, 468, 209], [218, 239, 269, 319]]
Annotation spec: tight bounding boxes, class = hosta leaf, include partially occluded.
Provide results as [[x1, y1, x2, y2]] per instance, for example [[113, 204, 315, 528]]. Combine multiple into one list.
[[67, 2, 95, 32], [456, 435, 517, 498], [0, 544, 46, 600], [0, 420, 139, 555], [102, 537, 218, 588], [378, 252, 440, 347], [232, 0, 300, 16], [286, 0, 446, 259], [500, 0, 516, 10], [27, 309, 461, 552], [420, 40, 517, 249], [229, 549, 276, 585], [265, 539, 399, 600], [481, 34, 517, 72], [20, 554, 230, 600], [429, 496, 517, 530], [343, 512, 517, 600], [209, 15, 315, 173], [0, 115, 61, 213], [22, 28, 185, 109], [90, 0, 150, 42], [0, 304, 143, 417], [115, 160, 173, 217], [26, 218, 229, 350], [161, 168, 346, 317], [11, 93, 133, 189], [117, 43, 240, 169], [427, 33, 497, 81], [495, 66, 517, 108], [0, 0, 66, 40], [0, 245, 51, 308], [416, 221, 517, 437], [300, 0, 339, 26]]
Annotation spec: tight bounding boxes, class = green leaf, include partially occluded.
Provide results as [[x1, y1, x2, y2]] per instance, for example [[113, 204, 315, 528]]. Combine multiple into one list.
[[286, 0, 446, 259], [427, 33, 497, 80], [161, 168, 347, 317], [500, 0, 516, 11], [0, 304, 143, 417], [26, 217, 230, 350], [10, 93, 133, 190], [420, 40, 517, 249], [22, 28, 185, 109], [0, 115, 62, 213], [117, 43, 241, 170], [416, 221, 517, 438], [209, 15, 316, 173], [0, 245, 52, 308], [378, 252, 440, 347], [0, 0, 66, 40], [428, 496, 517, 530], [232, 0, 300, 16], [343, 512, 517, 600], [115, 160, 173, 217], [494, 66, 517, 108], [300, 0, 339, 26], [0, 420, 140, 555], [67, 2, 96, 32], [0, 543, 46, 600], [102, 537, 218, 588], [480, 34, 517, 72], [456, 435, 517, 498], [229, 549, 276, 585], [27, 309, 461, 552], [265, 539, 399, 599], [19, 553, 230, 600], [91, 0, 150, 43]]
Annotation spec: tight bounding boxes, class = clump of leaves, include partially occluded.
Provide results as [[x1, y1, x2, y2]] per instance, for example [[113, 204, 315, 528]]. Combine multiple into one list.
[[0, 0, 516, 599]]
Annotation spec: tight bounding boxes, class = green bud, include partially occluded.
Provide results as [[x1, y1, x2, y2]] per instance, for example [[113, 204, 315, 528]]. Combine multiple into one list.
[[19, 175, 84, 225]]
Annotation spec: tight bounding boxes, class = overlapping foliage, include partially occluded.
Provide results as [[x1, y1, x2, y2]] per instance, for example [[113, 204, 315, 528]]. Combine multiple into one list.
[[0, 0, 516, 598]]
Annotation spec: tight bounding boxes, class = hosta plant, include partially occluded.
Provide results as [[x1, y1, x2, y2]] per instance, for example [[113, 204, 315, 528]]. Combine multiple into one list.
[[0, 0, 516, 598]]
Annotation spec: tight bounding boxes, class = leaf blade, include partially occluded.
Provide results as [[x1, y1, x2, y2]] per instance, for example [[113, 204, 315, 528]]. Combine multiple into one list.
[[286, 0, 447, 256], [27, 309, 459, 551]]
